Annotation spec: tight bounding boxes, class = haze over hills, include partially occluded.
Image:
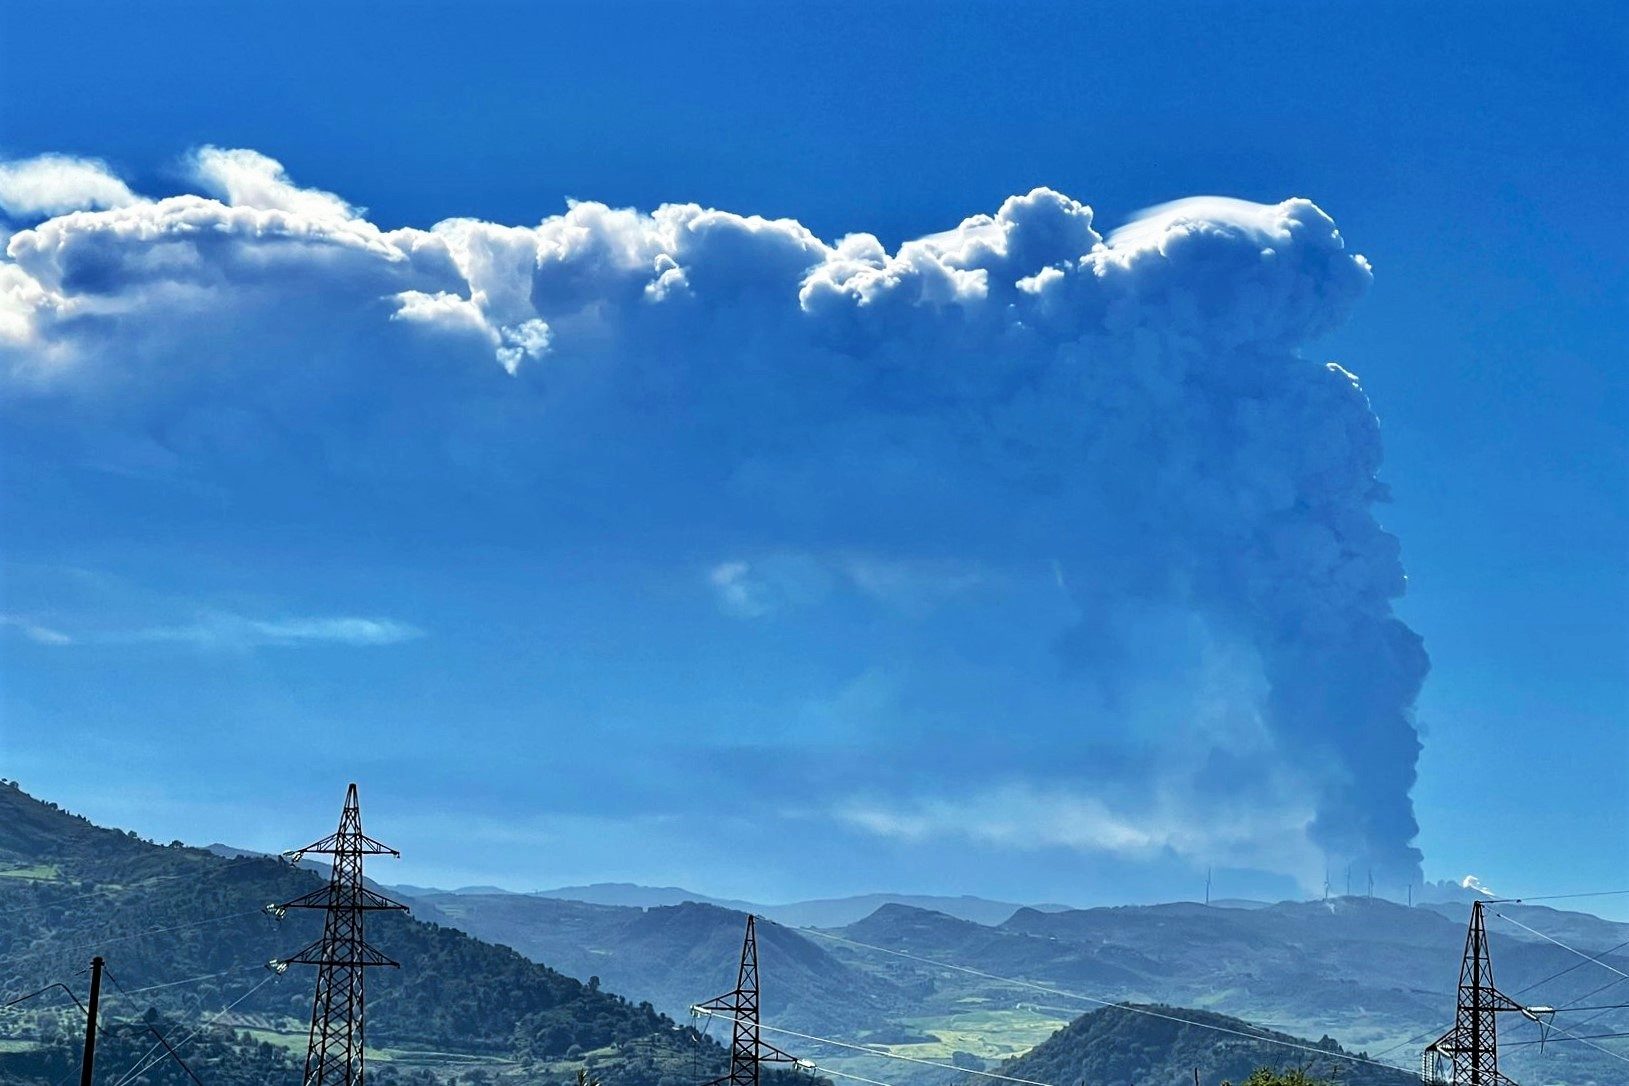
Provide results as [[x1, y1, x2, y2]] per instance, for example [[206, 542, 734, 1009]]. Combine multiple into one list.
[[414, 890, 1629, 1086], [840, 901, 1627, 1086], [389, 881, 1071, 929], [415, 895, 906, 1035]]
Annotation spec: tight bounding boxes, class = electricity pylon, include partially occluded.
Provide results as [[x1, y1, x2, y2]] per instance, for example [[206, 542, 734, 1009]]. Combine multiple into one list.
[[271, 784, 407, 1086], [692, 915, 807, 1086], [1421, 899, 1548, 1085]]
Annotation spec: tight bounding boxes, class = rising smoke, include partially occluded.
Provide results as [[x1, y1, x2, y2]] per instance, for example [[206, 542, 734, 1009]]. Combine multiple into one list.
[[0, 151, 1429, 886]]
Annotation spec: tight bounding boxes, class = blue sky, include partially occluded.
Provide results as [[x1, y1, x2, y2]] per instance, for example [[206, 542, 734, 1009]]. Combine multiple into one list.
[[0, 1, 1623, 914]]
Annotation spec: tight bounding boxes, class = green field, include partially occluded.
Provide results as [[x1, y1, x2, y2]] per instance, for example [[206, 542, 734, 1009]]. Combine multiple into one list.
[[0, 864, 60, 881], [891, 1006, 1071, 1060]]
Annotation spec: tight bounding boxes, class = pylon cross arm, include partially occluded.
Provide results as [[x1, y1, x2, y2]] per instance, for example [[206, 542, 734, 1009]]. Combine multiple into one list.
[[275, 936, 401, 969], [284, 839, 400, 863], [753, 1039, 802, 1065], [279, 884, 410, 913], [284, 829, 400, 859], [694, 994, 749, 1014]]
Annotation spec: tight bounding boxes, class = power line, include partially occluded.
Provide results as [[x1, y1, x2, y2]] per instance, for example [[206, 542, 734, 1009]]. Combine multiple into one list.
[[1505, 1031, 1629, 1048], [108, 965, 263, 998], [107, 970, 281, 1086], [807, 1063, 907, 1086], [1513, 938, 1629, 997], [93, 955, 323, 1086], [1560, 974, 1629, 1012], [100, 968, 211, 1086], [775, 920, 1417, 1076], [1542, 975, 1629, 1039], [1364, 946, 1629, 1066], [1508, 889, 1629, 904], [1366, 1021, 1454, 1062], [0, 856, 271, 920], [1530, 1015, 1629, 1066], [1493, 912, 1629, 982], [0, 907, 266, 976], [136, 1023, 207, 1086], [1, 981, 89, 1017]]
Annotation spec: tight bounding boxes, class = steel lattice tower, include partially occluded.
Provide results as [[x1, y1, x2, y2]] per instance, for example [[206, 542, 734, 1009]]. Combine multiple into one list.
[[1422, 900, 1527, 1085], [274, 784, 407, 1086], [693, 916, 805, 1086]]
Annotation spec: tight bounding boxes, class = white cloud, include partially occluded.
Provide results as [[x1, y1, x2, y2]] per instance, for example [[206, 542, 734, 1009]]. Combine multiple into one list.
[[191, 146, 357, 220], [707, 557, 832, 618], [11, 612, 424, 651], [0, 154, 142, 219], [124, 613, 423, 650], [0, 149, 1369, 370], [838, 783, 1320, 873], [0, 615, 74, 645], [495, 317, 553, 374], [707, 552, 986, 621], [709, 561, 765, 618], [838, 554, 985, 613]]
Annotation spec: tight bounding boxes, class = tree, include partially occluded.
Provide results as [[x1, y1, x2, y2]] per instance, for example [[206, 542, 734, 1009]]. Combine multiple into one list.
[[1222, 1070, 1330, 1086]]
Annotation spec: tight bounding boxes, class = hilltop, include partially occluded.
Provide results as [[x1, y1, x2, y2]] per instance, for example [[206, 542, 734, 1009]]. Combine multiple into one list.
[[989, 1004, 1416, 1086], [416, 894, 904, 1034]]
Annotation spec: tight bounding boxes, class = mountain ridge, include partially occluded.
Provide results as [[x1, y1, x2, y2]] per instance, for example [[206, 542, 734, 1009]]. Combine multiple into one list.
[[389, 880, 1074, 928]]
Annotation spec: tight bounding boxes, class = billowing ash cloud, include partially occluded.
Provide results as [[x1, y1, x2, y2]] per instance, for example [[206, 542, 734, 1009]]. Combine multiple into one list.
[[0, 149, 1428, 886]]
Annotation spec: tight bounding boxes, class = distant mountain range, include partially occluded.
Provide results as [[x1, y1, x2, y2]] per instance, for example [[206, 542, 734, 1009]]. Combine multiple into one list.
[[387, 879, 1072, 928], [406, 888, 1629, 1086]]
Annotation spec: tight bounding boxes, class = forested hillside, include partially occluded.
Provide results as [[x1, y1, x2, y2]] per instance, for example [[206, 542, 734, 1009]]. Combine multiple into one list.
[[989, 1005, 1414, 1086], [0, 782, 773, 1086]]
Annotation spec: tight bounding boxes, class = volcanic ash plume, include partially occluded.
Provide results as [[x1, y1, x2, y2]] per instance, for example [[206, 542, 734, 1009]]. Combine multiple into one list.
[[0, 154, 1429, 886]]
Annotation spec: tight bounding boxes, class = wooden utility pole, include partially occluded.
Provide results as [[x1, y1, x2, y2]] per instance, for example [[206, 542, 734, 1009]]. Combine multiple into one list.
[[80, 955, 104, 1086]]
